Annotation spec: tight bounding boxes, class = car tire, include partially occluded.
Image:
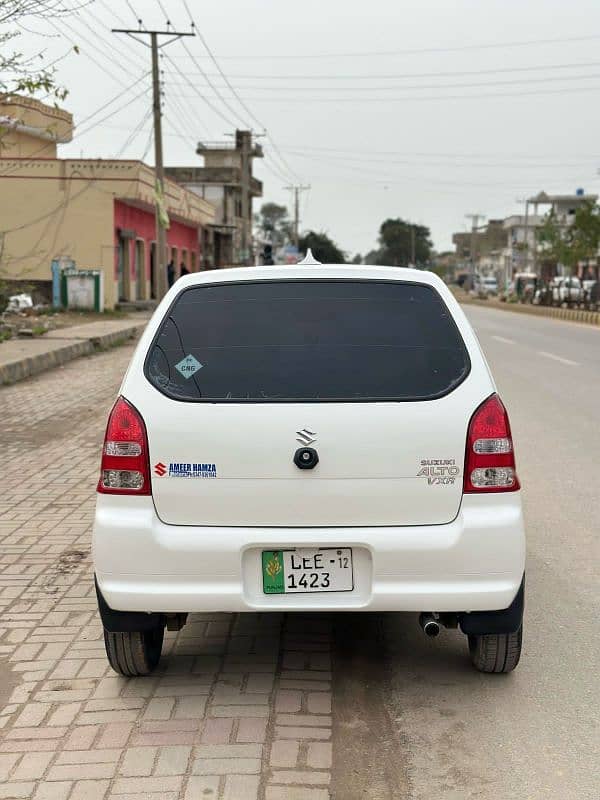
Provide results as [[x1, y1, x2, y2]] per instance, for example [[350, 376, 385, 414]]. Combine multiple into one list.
[[468, 626, 522, 674], [103, 626, 164, 676]]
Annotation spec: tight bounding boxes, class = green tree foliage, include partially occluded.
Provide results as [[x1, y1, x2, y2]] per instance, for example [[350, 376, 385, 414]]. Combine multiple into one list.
[[537, 200, 600, 273], [255, 202, 292, 249], [298, 230, 346, 263], [0, 1, 84, 103], [369, 218, 433, 267]]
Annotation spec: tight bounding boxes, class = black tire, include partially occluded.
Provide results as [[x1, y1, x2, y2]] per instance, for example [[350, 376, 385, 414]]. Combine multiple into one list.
[[103, 626, 164, 676], [468, 626, 522, 674]]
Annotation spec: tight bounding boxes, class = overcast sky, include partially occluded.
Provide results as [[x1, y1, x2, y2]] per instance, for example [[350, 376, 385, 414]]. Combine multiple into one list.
[[13, 0, 600, 256]]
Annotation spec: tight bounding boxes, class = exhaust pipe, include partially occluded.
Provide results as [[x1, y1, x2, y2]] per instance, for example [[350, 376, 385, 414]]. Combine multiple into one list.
[[419, 612, 441, 638]]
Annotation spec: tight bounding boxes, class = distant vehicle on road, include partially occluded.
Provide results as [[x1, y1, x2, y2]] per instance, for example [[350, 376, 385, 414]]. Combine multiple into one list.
[[479, 275, 498, 295], [551, 276, 583, 307], [514, 272, 538, 302], [93, 260, 525, 677]]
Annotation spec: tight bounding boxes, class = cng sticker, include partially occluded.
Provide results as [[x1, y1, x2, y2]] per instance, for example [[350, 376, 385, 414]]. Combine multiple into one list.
[[175, 354, 203, 379]]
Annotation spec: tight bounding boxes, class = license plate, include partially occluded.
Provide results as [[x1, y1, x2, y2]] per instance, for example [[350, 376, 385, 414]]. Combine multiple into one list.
[[262, 548, 353, 594]]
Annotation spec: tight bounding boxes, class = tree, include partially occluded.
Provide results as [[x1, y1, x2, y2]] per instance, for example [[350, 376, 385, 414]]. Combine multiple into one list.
[[298, 230, 346, 263], [572, 199, 600, 274], [370, 218, 433, 267], [0, 1, 85, 105], [536, 200, 600, 274], [255, 202, 292, 249]]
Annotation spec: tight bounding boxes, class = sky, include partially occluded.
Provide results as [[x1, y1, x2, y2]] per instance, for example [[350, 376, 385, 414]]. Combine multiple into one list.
[[11, 0, 600, 256]]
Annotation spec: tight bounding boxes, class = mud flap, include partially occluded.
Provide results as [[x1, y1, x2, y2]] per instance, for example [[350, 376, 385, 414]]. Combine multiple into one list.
[[95, 577, 165, 633], [458, 576, 524, 635]]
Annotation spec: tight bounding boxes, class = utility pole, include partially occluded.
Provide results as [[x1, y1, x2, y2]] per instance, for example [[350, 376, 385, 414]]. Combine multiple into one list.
[[465, 213, 485, 286], [113, 25, 195, 300], [238, 130, 257, 266], [285, 185, 311, 249], [410, 224, 416, 266], [523, 199, 529, 274]]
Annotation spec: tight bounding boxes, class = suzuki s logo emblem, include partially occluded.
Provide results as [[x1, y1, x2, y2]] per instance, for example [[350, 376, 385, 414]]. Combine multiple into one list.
[[154, 462, 167, 477], [296, 428, 316, 446]]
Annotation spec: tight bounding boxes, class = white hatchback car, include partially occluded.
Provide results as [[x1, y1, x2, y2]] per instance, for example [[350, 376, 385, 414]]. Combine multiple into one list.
[[93, 261, 525, 676]]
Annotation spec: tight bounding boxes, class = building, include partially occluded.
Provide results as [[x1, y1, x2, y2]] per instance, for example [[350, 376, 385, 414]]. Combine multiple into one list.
[[525, 190, 598, 279], [452, 219, 507, 277], [165, 130, 263, 268], [0, 95, 215, 308], [528, 190, 597, 225], [501, 215, 543, 284]]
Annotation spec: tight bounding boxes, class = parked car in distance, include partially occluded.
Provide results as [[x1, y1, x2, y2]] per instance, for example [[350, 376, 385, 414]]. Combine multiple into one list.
[[93, 261, 525, 677], [480, 276, 498, 295], [551, 276, 583, 307]]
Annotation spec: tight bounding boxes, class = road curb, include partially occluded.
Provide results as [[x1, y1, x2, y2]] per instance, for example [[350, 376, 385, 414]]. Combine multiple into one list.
[[457, 296, 600, 327], [0, 321, 146, 386]]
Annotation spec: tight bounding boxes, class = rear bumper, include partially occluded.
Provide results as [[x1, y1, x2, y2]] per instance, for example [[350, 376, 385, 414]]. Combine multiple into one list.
[[93, 493, 525, 614]]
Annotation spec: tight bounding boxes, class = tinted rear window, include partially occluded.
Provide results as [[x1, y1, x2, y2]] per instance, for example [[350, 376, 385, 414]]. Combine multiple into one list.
[[145, 280, 470, 402]]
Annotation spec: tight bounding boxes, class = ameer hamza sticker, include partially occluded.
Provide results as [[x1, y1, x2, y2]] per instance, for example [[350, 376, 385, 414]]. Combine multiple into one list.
[[154, 462, 217, 478]]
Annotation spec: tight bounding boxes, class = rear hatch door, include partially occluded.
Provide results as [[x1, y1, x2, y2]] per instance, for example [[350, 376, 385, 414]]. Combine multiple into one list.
[[140, 278, 480, 527]]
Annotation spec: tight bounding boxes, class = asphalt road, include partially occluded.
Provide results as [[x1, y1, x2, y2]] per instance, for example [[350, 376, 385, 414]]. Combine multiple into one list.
[[0, 305, 598, 800], [334, 305, 599, 800]]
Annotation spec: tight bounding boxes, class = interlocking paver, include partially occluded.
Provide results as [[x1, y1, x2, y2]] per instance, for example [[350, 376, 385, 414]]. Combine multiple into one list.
[[270, 740, 300, 768], [306, 742, 333, 770], [119, 747, 157, 777], [0, 344, 334, 799]]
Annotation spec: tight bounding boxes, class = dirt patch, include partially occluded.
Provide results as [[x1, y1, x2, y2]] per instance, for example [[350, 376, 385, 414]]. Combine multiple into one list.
[[0, 308, 126, 341]]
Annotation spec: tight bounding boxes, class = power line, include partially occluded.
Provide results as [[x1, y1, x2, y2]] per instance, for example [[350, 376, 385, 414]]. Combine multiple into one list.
[[176, 0, 301, 183], [0, 75, 150, 178], [74, 5, 148, 73], [162, 53, 241, 130], [179, 39, 251, 128], [112, 24, 196, 301], [162, 70, 600, 94], [197, 83, 600, 103], [167, 32, 600, 61], [282, 149, 595, 170], [48, 16, 124, 84], [151, 0, 250, 128], [125, 0, 143, 27], [160, 59, 600, 82], [275, 143, 600, 160], [162, 74, 210, 140], [74, 85, 150, 140], [181, 0, 263, 132]]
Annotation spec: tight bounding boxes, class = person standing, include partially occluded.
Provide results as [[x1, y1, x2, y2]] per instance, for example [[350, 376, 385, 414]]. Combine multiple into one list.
[[167, 259, 175, 287]]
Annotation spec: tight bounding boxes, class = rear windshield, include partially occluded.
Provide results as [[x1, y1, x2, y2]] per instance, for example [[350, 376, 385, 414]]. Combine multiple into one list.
[[144, 280, 470, 402]]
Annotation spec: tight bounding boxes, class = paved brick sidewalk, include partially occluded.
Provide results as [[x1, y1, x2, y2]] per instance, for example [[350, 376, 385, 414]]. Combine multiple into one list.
[[0, 345, 333, 800], [0, 316, 149, 386]]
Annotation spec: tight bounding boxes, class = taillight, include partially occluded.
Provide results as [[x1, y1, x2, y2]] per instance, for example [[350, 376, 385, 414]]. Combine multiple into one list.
[[464, 394, 520, 493], [97, 396, 151, 495]]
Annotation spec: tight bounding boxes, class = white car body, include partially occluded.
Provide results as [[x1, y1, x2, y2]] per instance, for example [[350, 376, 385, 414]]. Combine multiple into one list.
[[93, 265, 525, 616], [552, 276, 583, 305], [474, 275, 498, 295]]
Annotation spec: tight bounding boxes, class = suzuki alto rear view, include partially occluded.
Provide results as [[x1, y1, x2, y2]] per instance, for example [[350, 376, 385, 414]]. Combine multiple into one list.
[[92, 260, 525, 676]]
